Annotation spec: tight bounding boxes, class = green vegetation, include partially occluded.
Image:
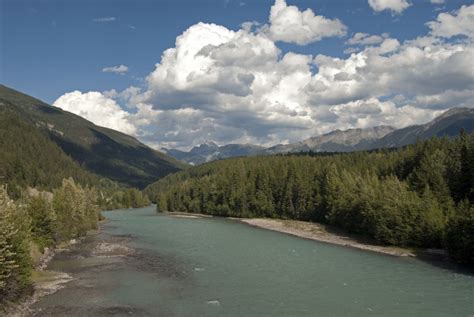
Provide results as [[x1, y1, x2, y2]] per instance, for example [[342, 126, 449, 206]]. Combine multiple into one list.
[[0, 109, 109, 198], [445, 201, 474, 265], [147, 132, 474, 265], [0, 187, 32, 304], [52, 179, 101, 241], [0, 179, 100, 306], [0, 107, 151, 207], [0, 85, 186, 188], [109, 188, 150, 209]]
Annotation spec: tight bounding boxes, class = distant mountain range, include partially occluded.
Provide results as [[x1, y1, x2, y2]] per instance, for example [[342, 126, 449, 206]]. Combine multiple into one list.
[[0, 85, 186, 188], [164, 142, 265, 165], [166, 107, 474, 165], [265, 125, 395, 154]]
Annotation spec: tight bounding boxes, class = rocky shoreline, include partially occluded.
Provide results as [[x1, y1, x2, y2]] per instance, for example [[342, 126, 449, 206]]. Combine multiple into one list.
[[4, 248, 73, 316], [4, 227, 137, 317], [7, 271, 74, 317], [3, 236, 96, 317]]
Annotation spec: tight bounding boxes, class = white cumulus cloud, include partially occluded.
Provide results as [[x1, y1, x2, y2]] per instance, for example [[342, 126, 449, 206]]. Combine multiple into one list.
[[54, 2, 474, 150], [53, 91, 137, 135], [427, 5, 474, 38], [136, 21, 314, 148], [132, 12, 473, 149], [368, 0, 411, 14], [266, 0, 347, 45]]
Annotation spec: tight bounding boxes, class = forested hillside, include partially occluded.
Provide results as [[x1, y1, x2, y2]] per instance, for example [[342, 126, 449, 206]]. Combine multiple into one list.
[[0, 180, 102, 307], [0, 109, 108, 195], [146, 133, 474, 265], [0, 85, 186, 188]]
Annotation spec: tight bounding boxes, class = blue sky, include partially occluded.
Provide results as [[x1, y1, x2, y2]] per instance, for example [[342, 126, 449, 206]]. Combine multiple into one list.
[[1, 0, 473, 149], [1, 0, 466, 103]]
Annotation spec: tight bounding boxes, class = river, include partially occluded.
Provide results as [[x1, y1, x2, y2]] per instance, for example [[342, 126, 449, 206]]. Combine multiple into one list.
[[30, 206, 474, 316]]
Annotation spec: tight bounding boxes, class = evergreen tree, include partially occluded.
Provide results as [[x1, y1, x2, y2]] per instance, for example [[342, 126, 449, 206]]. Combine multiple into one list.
[[0, 187, 32, 304], [445, 200, 474, 265], [26, 195, 56, 249]]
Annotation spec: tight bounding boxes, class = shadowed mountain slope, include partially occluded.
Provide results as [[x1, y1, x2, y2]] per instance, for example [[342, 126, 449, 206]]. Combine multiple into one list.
[[0, 85, 186, 188]]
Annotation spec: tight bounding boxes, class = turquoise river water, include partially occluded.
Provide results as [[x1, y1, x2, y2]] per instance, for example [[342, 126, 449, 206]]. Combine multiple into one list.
[[31, 207, 474, 316]]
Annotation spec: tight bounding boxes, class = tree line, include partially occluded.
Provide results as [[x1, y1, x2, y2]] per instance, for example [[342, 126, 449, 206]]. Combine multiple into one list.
[[0, 179, 93, 306], [146, 132, 474, 265]]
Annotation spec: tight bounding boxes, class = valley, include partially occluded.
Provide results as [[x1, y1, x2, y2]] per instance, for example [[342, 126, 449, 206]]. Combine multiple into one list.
[[1, 86, 473, 316], [2, 0, 474, 314]]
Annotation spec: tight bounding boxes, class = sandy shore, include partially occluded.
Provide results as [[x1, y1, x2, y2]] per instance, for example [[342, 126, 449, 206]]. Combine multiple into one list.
[[165, 211, 213, 219], [239, 218, 416, 257], [170, 214, 203, 219], [163, 211, 418, 257], [163, 211, 416, 256]]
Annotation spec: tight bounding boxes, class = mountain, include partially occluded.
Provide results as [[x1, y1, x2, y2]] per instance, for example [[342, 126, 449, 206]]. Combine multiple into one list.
[[266, 108, 474, 155], [371, 107, 474, 149], [265, 126, 395, 154], [0, 108, 112, 197], [0, 85, 186, 188], [164, 142, 265, 165], [164, 108, 474, 164]]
